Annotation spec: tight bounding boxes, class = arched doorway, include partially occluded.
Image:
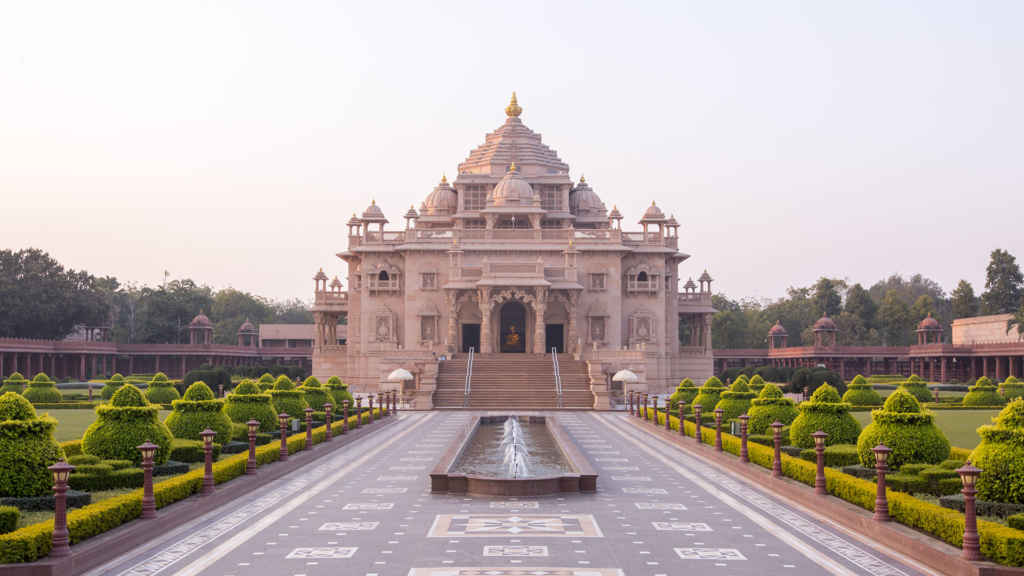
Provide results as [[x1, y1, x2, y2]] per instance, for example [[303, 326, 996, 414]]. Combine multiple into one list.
[[499, 301, 527, 353]]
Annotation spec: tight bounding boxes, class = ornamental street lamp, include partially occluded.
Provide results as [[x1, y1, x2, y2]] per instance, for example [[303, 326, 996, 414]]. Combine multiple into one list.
[[200, 428, 216, 496], [872, 444, 892, 522], [738, 414, 749, 463], [304, 407, 314, 448], [48, 459, 75, 558], [956, 461, 982, 560], [693, 404, 703, 444], [368, 395, 375, 423], [246, 420, 259, 474], [138, 442, 158, 519], [324, 403, 334, 441], [278, 413, 290, 461], [771, 421, 784, 477], [652, 396, 659, 426], [714, 408, 724, 452], [812, 430, 828, 495], [355, 397, 362, 428], [343, 400, 350, 434], [678, 402, 687, 437]]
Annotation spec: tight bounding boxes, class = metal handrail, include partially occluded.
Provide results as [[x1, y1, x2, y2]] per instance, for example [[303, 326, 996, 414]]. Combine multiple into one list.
[[551, 347, 563, 408], [463, 347, 474, 407]]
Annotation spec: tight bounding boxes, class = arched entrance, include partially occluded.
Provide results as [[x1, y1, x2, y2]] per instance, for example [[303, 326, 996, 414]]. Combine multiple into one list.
[[499, 301, 527, 353]]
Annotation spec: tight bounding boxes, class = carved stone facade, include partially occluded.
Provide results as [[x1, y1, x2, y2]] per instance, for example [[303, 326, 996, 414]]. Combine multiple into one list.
[[312, 95, 714, 406]]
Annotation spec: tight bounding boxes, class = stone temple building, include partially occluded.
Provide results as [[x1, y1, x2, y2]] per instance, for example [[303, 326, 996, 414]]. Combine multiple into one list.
[[311, 94, 713, 409]]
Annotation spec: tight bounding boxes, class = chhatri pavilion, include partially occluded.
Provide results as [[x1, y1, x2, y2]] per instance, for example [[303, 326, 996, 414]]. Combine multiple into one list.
[[311, 94, 713, 409]]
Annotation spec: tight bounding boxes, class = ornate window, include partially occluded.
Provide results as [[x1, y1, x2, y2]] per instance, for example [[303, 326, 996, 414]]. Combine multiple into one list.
[[463, 185, 488, 211], [421, 272, 437, 290], [368, 263, 401, 292], [539, 185, 561, 210], [420, 316, 437, 342], [625, 264, 659, 294], [589, 273, 606, 291], [628, 310, 657, 347]]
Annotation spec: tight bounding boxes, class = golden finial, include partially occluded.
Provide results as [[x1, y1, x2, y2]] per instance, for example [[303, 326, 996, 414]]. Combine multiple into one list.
[[579, 174, 586, 184], [509, 161, 518, 173], [441, 173, 448, 184], [505, 92, 522, 117], [371, 199, 376, 205]]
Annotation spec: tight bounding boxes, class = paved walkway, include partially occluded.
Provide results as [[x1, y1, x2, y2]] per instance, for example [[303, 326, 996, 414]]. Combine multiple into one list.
[[87, 411, 936, 576]]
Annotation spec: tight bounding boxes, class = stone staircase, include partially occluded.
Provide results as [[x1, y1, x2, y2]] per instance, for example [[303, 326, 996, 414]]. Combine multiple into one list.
[[433, 354, 594, 410]]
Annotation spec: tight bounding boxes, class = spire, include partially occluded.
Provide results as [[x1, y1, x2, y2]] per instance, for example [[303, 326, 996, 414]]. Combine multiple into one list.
[[441, 173, 448, 184], [508, 161, 518, 173], [505, 92, 522, 117]]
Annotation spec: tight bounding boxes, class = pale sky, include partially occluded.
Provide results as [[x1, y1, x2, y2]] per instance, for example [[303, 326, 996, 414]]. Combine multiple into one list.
[[1, 1, 1021, 303]]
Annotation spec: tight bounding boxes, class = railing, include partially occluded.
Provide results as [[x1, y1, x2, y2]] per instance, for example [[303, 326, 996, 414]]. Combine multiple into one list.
[[626, 278, 659, 293], [368, 277, 401, 291], [463, 347, 474, 407], [551, 347, 563, 408]]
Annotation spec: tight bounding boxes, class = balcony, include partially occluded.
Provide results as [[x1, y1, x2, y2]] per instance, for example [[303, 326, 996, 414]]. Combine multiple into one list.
[[368, 276, 400, 292], [626, 278, 659, 294]]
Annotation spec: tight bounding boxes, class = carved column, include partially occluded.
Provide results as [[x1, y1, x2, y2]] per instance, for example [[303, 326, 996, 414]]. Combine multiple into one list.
[[566, 291, 579, 355], [445, 290, 458, 353], [534, 287, 548, 354], [478, 287, 492, 353]]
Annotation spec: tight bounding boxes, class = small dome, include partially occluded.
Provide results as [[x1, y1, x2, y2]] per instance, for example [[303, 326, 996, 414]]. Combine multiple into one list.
[[238, 318, 256, 333], [683, 278, 697, 291], [769, 320, 788, 336], [698, 270, 713, 283], [330, 276, 343, 289], [640, 201, 666, 222], [361, 200, 388, 222], [346, 213, 361, 226], [608, 205, 622, 220], [488, 163, 535, 207], [314, 268, 328, 281], [570, 176, 606, 217], [666, 214, 679, 227], [421, 176, 457, 215], [404, 205, 419, 219], [189, 311, 212, 327], [813, 315, 837, 331], [918, 313, 941, 331]]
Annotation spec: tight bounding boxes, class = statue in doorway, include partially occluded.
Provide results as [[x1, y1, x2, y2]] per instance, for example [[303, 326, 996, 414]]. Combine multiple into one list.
[[505, 323, 521, 348]]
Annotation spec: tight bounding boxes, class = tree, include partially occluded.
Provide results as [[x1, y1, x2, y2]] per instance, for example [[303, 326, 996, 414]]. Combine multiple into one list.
[[131, 280, 214, 343], [981, 249, 1023, 314], [950, 280, 978, 319], [812, 277, 844, 319], [844, 283, 877, 329], [1007, 301, 1024, 341], [878, 292, 911, 346], [910, 294, 937, 324]]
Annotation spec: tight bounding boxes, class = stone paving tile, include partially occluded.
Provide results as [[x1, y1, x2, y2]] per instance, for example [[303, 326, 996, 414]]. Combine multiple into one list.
[[88, 411, 931, 576]]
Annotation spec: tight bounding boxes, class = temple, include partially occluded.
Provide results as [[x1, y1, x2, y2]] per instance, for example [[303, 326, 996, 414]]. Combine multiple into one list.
[[311, 94, 715, 409]]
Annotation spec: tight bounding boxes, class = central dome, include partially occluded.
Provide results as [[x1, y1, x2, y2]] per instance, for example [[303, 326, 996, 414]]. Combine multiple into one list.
[[488, 163, 536, 207]]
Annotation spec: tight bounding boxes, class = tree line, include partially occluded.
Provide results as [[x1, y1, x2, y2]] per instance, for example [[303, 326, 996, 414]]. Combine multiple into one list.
[[0, 248, 312, 343], [712, 248, 1024, 349]]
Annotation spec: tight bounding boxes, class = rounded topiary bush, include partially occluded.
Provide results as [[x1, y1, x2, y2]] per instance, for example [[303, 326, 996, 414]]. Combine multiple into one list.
[[144, 372, 180, 404], [224, 379, 278, 432], [22, 372, 62, 403], [299, 376, 330, 411], [963, 376, 1006, 407], [325, 376, 355, 409], [748, 374, 767, 394], [82, 385, 173, 465], [101, 373, 127, 401], [970, 398, 1024, 504], [789, 384, 860, 449], [747, 383, 797, 434], [715, 379, 756, 422], [0, 392, 65, 497], [692, 376, 725, 413], [843, 374, 882, 406], [856, 390, 950, 469], [268, 375, 308, 419], [257, 373, 276, 393], [669, 378, 698, 412], [1001, 376, 1024, 402], [164, 381, 233, 444], [898, 374, 933, 404], [0, 372, 27, 395]]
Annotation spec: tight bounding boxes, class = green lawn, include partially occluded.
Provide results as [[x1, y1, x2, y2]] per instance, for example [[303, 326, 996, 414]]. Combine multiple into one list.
[[41, 408, 170, 442], [852, 409, 999, 450]]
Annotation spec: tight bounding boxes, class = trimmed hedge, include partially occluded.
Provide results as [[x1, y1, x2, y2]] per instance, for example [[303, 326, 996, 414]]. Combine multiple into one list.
[[1001, 377, 1024, 402], [1010, 513, 1024, 531], [0, 506, 17, 535], [144, 372, 180, 404], [748, 374, 767, 394], [898, 374, 934, 404], [82, 385, 173, 466], [22, 373, 62, 404], [257, 373, 276, 392], [68, 467, 144, 492], [168, 438, 222, 463], [67, 454, 101, 466], [269, 375, 308, 419], [299, 377, 330, 412], [856, 390, 950, 469], [0, 491, 90, 512], [746, 383, 797, 435], [100, 374, 127, 401], [790, 384, 860, 448], [0, 372, 27, 395], [970, 398, 1024, 504], [224, 379, 278, 433], [0, 392, 65, 497], [964, 376, 1006, 407], [153, 460, 190, 477], [691, 376, 725, 413], [798, 443, 860, 468], [325, 376, 354, 409], [715, 379, 756, 422], [164, 381, 232, 444], [843, 374, 883, 406], [0, 406, 384, 563]]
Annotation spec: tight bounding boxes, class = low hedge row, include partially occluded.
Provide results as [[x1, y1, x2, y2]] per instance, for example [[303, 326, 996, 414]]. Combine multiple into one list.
[[0, 407, 384, 563], [26, 402, 101, 410], [640, 406, 1024, 566], [0, 506, 17, 534], [68, 468, 144, 492], [168, 439, 222, 463], [798, 444, 860, 467], [1011, 514, 1024, 531]]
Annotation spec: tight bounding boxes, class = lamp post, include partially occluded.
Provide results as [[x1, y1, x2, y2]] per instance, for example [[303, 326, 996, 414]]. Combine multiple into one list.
[[628, 391, 634, 415], [138, 442, 157, 518], [872, 444, 891, 522], [738, 414, 749, 463], [246, 420, 259, 474], [368, 395, 375, 423], [652, 395, 659, 425], [200, 428, 216, 496], [324, 403, 333, 441], [665, 398, 672, 430], [678, 402, 687, 437], [379, 393, 386, 417], [342, 400, 350, 434], [48, 459, 75, 557], [694, 404, 703, 444], [304, 407, 314, 448], [355, 397, 362, 428], [956, 461, 982, 560], [812, 430, 828, 495], [278, 412, 290, 461], [771, 421, 783, 477], [714, 408, 724, 451]]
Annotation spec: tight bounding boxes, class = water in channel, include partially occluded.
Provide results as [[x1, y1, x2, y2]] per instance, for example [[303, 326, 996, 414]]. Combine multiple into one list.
[[452, 416, 571, 479]]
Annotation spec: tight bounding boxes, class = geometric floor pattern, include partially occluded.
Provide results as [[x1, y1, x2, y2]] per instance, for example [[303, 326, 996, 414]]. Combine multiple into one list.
[[85, 411, 930, 576]]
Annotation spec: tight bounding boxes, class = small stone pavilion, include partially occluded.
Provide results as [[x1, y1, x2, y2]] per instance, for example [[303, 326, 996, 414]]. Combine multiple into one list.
[[311, 94, 714, 409]]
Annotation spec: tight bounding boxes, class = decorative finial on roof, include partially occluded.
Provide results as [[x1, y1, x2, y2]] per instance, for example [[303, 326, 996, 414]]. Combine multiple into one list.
[[509, 161, 518, 173], [441, 173, 448, 184], [371, 199, 376, 205], [579, 174, 586, 184], [505, 92, 522, 117]]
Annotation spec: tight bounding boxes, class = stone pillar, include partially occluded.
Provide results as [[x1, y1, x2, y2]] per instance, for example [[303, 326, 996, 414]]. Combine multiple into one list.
[[982, 357, 990, 379], [940, 357, 948, 383], [567, 291, 579, 355], [478, 287, 491, 354], [79, 355, 86, 380], [534, 287, 548, 354], [445, 291, 458, 353]]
